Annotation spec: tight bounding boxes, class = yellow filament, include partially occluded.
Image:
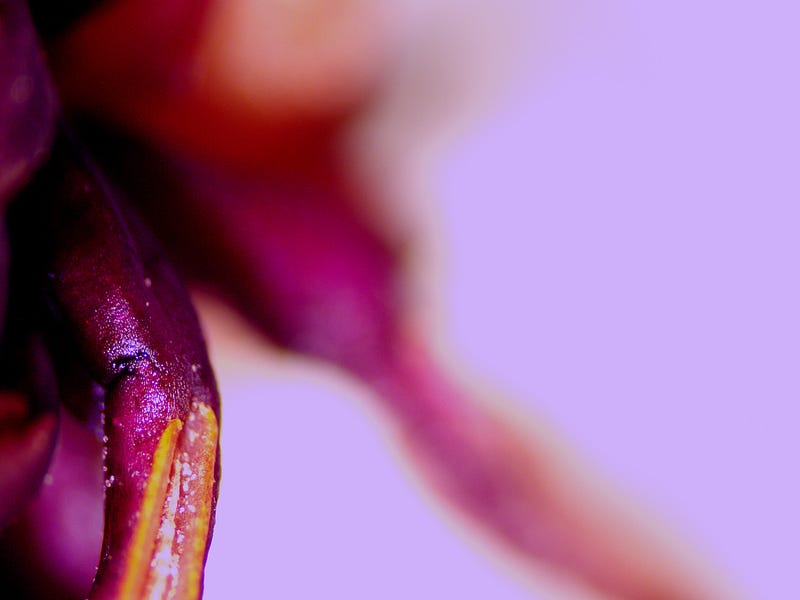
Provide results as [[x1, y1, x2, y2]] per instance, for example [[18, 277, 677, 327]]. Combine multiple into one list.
[[115, 405, 219, 600], [118, 418, 183, 600], [176, 403, 219, 599]]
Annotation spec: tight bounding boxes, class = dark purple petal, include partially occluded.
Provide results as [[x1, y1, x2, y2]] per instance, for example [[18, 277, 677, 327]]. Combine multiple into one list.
[[0, 0, 57, 205], [0, 329, 59, 531], [0, 407, 102, 600], [11, 129, 220, 599]]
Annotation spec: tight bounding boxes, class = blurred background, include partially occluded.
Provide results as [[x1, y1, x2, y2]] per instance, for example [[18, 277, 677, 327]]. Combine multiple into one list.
[[198, 1, 797, 599]]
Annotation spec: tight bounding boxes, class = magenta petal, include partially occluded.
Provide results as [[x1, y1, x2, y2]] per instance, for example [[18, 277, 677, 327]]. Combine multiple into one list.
[[0, 0, 57, 206]]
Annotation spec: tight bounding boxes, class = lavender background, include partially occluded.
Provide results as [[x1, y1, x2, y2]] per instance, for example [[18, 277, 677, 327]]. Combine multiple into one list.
[[203, 2, 797, 599]]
